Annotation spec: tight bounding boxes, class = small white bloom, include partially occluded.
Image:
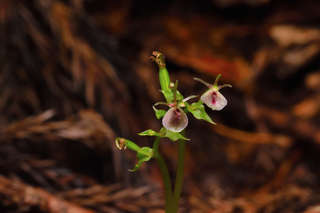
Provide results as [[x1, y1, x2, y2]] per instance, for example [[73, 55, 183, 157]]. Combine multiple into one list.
[[162, 107, 188, 132], [200, 88, 227, 111], [194, 74, 231, 111]]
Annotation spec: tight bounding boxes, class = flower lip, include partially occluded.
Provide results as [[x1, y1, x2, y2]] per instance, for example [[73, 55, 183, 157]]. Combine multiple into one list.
[[162, 107, 188, 132], [211, 91, 217, 104], [200, 88, 227, 111]]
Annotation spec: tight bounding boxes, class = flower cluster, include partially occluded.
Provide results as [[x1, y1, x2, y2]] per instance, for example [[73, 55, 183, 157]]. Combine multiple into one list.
[[158, 74, 231, 133], [115, 51, 231, 171]]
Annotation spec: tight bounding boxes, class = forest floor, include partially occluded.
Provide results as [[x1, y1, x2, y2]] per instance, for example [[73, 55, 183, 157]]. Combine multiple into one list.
[[1, 0, 320, 212]]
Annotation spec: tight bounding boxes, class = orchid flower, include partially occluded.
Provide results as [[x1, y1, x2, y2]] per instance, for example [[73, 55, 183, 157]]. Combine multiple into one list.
[[194, 74, 232, 111], [162, 106, 188, 132], [154, 81, 197, 133]]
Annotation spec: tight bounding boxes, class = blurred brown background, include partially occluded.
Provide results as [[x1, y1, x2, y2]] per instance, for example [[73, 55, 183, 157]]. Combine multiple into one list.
[[1, 0, 320, 212]]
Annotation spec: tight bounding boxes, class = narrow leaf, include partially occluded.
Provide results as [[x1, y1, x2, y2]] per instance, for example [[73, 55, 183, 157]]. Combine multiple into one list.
[[161, 89, 184, 103], [153, 106, 166, 119], [161, 89, 174, 103], [138, 129, 160, 137], [176, 90, 184, 101], [159, 67, 171, 92], [160, 128, 190, 141]]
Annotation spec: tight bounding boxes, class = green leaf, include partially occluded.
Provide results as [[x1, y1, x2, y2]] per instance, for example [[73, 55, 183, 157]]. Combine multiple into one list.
[[129, 147, 153, 172], [138, 129, 160, 137], [165, 130, 189, 141], [161, 89, 174, 103], [158, 66, 177, 103], [186, 101, 216, 124], [176, 90, 184, 101], [153, 106, 166, 119], [159, 67, 171, 92], [160, 128, 190, 141], [138, 128, 190, 142], [161, 89, 184, 103]]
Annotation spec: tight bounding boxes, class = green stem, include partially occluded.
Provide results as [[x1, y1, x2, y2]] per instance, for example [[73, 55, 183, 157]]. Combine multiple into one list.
[[153, 137, 173, 211], [172, 80, 178, 103], [172, 139, 186, 212]]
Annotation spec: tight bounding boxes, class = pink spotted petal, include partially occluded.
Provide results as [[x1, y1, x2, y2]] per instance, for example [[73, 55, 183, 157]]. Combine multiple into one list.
[[201, 89, 227, 111], [162, 107, 188, 132]]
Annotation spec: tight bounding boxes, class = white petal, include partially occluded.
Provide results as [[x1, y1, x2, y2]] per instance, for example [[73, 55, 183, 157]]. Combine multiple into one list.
[[162, 107, 188, 132], [200, 89, 227, 111]]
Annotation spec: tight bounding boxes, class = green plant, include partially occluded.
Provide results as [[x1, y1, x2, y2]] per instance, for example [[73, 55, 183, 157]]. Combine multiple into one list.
[[115, 51, 231, 213]]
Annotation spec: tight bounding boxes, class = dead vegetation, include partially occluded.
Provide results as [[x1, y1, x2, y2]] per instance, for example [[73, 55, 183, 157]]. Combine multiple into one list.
[[1, 0, 320, 212]]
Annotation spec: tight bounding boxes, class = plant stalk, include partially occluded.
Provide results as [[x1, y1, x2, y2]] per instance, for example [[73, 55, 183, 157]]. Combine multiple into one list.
[[153, 137, 173, 211], [172, 139, 186, 212]]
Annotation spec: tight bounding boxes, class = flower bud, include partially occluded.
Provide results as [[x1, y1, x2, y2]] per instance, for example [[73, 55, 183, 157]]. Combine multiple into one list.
[[162, 107, 188, 132], [115, 138, 127, 150]]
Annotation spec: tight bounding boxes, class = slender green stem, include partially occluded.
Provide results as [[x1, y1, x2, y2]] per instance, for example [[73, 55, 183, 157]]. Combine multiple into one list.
[[153, 137, 173, 211], [172, 80, 178, 103], [172, 139, 186, 212]]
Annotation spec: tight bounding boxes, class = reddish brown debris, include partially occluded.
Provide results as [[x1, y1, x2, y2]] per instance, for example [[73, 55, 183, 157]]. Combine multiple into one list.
[[1, 0, 320, 212], [0, 176, 95, 213]]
